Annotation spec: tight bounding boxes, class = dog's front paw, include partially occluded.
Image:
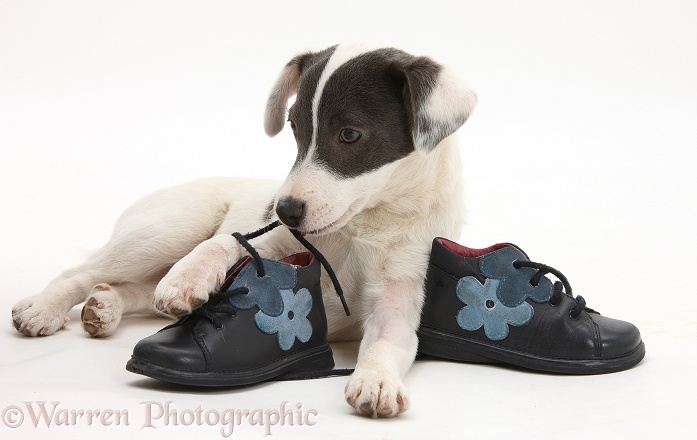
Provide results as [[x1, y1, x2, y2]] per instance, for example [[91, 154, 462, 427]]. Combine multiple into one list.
[[345, 368, 410, 418], [155, 269, 218, 316], [155, 245, 232, 316], [81, 284, 123, 338], [12, 296, 70, 337]]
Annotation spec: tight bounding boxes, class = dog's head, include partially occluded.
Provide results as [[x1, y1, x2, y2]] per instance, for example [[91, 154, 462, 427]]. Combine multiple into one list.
[[265, 42, 477, 235]]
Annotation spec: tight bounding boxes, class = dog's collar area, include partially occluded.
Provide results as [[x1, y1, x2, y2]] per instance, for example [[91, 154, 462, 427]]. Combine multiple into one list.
[[235, 220, 350, 317]]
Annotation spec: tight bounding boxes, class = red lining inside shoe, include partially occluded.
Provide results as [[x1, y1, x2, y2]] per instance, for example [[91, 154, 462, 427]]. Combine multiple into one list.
[[437, 238, 511, 258], [222, 253, 314, 289], [280, 252, 315, 268]]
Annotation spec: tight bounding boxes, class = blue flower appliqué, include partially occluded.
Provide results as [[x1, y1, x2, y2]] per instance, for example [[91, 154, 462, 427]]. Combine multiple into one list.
[[456, 277, 533, 341], [254, 288, 313, 351], [228, 259, 297, 317], [480, 246, 554, 307]]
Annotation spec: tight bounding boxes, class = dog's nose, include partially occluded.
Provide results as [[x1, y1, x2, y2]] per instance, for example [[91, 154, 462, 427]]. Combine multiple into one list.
[[276, 196, 306, 228]]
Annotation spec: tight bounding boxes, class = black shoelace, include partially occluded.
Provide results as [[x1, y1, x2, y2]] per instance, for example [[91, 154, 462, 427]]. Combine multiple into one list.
[[178, 220, 350, 324], [232, 220, 350, 316], [512, 260, 598, 319], [187, 290, 241, 329]]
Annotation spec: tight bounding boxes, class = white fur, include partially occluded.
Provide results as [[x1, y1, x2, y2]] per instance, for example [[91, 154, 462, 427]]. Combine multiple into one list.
[[12, 45, 473, 419], [414, 66, 478, 154], [265, 63, 301, 137], [275, 160, 402, 235]]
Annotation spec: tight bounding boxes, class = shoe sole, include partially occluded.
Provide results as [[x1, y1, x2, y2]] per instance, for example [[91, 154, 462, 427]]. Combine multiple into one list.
[[417, 326, 646, 375], [126, 344, 336, 386]]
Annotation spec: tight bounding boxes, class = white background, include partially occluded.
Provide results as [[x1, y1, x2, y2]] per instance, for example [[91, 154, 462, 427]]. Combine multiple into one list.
[[1, 1, 696, 438]]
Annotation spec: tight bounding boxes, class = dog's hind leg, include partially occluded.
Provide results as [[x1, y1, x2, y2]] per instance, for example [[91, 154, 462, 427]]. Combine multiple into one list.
[[13, 177, 278, 336], [12, 245, 179, 337], [12, 237, 188, 337], [12, 220, 194, 337], [81, 281, 166, 338], [12, 263, 114, 337]]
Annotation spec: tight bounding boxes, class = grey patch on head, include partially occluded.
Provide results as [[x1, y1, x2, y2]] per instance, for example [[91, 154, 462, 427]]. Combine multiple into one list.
[[284, 45, 473, 177], [297, 48, 435, 178], [312, 49, 418, 177]]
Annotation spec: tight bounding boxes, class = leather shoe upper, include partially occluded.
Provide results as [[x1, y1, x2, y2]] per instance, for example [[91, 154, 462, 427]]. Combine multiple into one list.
[[419, 238, 645, 369]]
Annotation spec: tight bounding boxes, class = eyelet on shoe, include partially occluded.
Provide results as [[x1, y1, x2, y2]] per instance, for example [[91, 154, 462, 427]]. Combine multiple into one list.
[[215, 323, 224, 330], [550, 297, 561, 307], [569, 311, 580, 320]]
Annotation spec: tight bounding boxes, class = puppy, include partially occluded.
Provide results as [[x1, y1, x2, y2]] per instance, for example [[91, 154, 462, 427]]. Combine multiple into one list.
[[12, 42, 477, 417]]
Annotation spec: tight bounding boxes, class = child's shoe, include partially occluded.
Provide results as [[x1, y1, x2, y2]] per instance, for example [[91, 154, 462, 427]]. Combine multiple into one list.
[[417, 238, 645, 374], [126, 222, 349, 386]]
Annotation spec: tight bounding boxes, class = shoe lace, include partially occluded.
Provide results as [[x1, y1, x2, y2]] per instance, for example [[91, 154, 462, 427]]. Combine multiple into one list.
[[169, 220, 350, 330], [512, 259, 597, 319], [234, 220, 350, 316], [188, 288, 244, 329]]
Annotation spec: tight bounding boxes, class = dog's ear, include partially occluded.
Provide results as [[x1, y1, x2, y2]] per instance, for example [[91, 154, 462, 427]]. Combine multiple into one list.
[[264, 50, 326, 137], [393, 57, 477, 154], [264, 56, 302, 137]]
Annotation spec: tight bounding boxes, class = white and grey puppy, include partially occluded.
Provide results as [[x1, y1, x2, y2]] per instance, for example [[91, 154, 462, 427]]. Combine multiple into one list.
[[12, 42, 477, 417]]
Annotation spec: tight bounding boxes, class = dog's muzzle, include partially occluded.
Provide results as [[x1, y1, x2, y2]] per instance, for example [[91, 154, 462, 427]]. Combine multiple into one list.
[[276, 196, 305, 228]]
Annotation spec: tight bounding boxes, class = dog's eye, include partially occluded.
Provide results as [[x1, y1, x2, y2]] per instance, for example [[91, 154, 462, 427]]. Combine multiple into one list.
[[288, 120, 298, 139], [339, 128, 361, 143]]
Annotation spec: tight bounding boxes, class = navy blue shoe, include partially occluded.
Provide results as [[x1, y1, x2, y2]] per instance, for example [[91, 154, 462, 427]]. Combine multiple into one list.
[[126, 222, 350, 386], [417, 238, 645, 374]]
